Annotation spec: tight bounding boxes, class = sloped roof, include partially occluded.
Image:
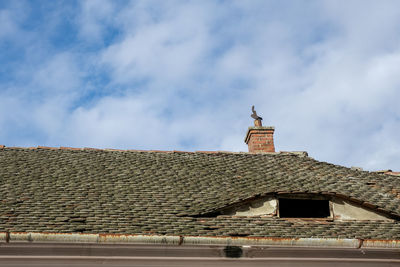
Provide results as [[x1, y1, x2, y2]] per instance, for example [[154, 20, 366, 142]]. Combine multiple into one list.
[[1, 146, 400, 240]]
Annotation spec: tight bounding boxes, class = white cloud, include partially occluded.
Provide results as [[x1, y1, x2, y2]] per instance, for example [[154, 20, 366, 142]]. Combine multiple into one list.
[[77, 0, 115, 42], [100, 1, 212, 87], [33, 53, 82, 94]]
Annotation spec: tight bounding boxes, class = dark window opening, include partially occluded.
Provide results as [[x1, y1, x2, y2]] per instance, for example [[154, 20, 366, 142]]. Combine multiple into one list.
[[279, 198, 330, 218]]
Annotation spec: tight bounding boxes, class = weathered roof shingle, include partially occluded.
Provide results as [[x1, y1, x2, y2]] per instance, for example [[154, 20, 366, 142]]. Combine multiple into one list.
[[1, 147, 399, 239]]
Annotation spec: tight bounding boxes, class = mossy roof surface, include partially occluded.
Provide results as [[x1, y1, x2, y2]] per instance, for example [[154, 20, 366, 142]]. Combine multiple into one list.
[[1, 147, 399, 239]]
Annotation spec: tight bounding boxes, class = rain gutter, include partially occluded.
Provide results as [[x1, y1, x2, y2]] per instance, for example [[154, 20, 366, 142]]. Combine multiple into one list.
[[1, 232, 400, 249]]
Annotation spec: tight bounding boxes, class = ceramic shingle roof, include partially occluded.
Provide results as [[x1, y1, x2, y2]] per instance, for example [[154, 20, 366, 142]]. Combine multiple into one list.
[[1, 146, 399, 240]]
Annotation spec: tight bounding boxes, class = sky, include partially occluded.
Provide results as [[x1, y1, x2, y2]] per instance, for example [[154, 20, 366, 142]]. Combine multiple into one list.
[[1, 0, 400, 171]]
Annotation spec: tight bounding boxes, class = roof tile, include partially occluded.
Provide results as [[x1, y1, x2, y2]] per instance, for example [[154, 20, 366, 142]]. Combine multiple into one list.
[[0, 148, 399, 239]]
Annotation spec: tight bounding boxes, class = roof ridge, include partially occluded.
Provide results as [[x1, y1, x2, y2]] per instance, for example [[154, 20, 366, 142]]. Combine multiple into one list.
[[0, 145, 308, 156]]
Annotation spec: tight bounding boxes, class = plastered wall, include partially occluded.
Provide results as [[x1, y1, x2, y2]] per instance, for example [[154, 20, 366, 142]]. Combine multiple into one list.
[[331, 199, 391, 221], [221, 197, 277, 216]]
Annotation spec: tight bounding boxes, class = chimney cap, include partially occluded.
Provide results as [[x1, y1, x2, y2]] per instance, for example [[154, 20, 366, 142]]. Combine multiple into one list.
[[244, 126, 275, 144]]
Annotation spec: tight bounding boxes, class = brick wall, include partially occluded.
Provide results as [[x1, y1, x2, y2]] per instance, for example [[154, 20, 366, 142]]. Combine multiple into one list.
[[245, 126, 275, 153]]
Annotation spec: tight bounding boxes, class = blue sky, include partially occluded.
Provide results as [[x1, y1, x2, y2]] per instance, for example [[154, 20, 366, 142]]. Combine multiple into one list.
[[1, 0, 400, 170]]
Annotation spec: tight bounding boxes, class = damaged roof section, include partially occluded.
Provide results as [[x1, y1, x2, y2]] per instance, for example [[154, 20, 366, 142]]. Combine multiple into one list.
[[0, 146, 399, 239]]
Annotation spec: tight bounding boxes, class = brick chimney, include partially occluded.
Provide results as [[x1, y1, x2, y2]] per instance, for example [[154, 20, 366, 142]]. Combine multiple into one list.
[[245, 119, 275, 153]]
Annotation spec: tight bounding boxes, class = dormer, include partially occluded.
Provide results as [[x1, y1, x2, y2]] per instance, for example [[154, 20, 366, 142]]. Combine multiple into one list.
[[215, 193, 393, 221]]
